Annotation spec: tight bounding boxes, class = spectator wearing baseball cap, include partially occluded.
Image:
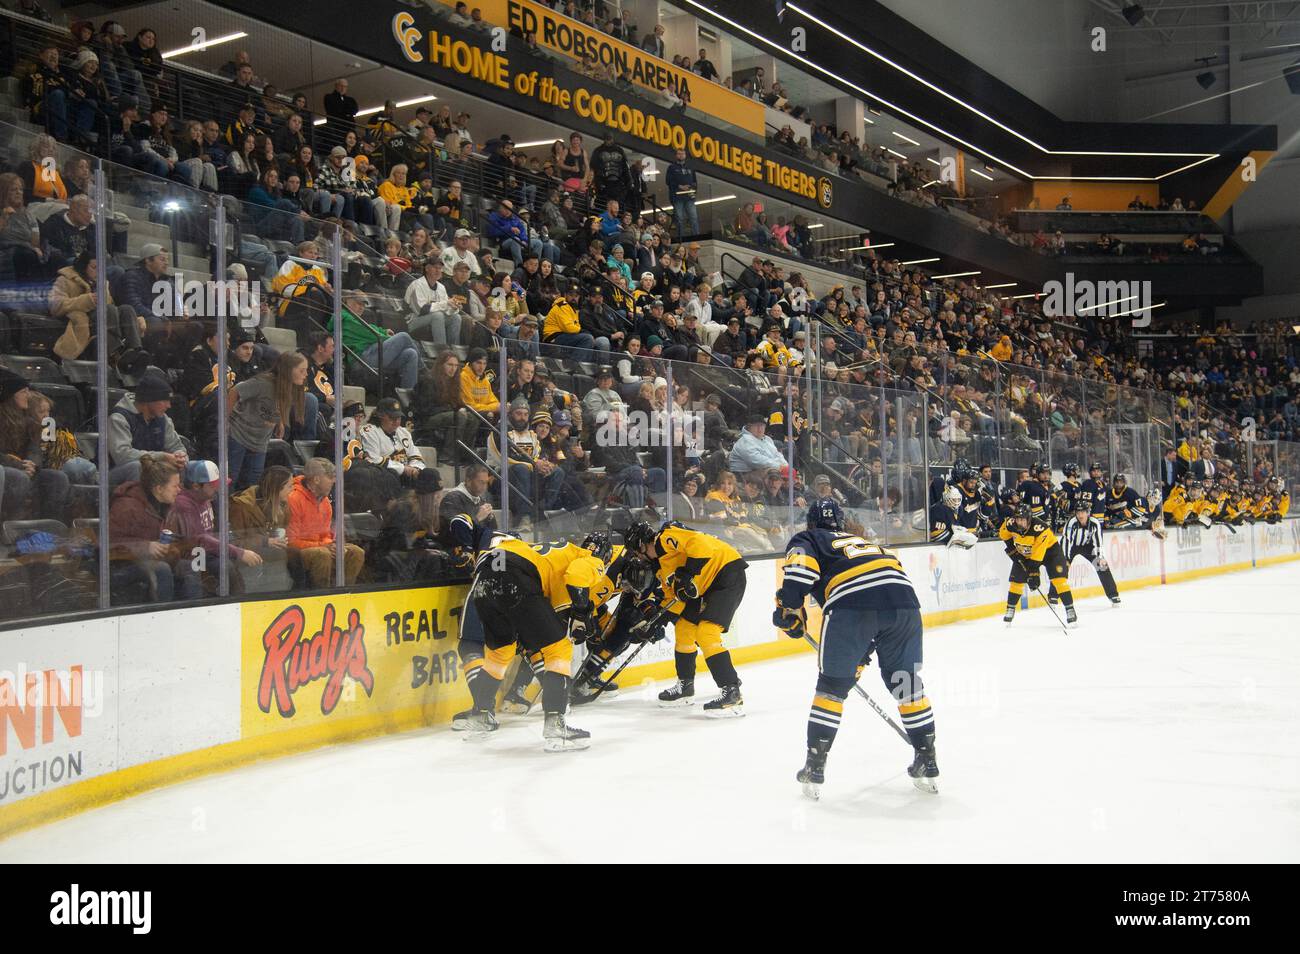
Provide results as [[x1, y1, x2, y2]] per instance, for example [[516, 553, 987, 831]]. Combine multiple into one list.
[[361, 398, 426, 486], [168, 460, 262, 592]]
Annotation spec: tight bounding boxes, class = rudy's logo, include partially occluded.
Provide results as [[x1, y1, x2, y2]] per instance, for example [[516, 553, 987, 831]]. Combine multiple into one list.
[[257, 604, 375, 718], [817, 177, 833, 209], [1041, 272, 1152, 327]]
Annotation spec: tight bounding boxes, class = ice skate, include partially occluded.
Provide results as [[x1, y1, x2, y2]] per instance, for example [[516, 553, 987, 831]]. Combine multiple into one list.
[[658, 679, 695, 707], [542, 712, 590, 752], [460, 709, 499, 740], [499, 687, 533, 715], [796, 741, 829, 800], [907, 738, 939, 794], [702, 683, 744, 718]]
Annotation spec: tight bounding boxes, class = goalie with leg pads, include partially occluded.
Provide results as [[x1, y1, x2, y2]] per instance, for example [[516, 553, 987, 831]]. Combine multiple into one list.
[[931, 485, 978, 549]]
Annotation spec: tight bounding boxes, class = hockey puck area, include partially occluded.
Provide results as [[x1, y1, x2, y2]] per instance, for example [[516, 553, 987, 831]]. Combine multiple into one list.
[[3, 563, 1298, 863]]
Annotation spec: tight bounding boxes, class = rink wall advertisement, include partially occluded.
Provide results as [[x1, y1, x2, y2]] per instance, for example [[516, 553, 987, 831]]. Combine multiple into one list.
[[240, 587, 470, 741], [2, 522, 1297, 839]]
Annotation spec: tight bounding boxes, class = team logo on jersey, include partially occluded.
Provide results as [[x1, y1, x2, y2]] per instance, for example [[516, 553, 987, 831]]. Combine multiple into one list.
[[256, 603, 375, 718]]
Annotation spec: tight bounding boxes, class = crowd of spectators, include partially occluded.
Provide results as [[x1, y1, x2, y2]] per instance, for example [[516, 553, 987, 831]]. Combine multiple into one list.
[[0, 4, 1296, 620]]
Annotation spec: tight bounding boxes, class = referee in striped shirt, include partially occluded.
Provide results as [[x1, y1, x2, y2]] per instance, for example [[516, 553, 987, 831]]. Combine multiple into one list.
[[1058, 503, 1121, 605]]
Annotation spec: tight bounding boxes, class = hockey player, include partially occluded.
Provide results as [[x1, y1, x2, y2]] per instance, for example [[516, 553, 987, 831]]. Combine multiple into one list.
[[624, 520, 748, 716], [1261, 477, 1290, 523], [999, 504, 1077, 626], [950, 459, 985, 535], [1104, 473, 1150, 529], [1054, 463, 1083, 527], [806, 475, 844, 531], [568, 551, 667, 705], [1163, 477, 1213, 528], [1018, 462, 1054, 523], [460, 531, 613, 751], [1079, 461, 1108, 519], [930, 485, 977, 549], [775, 506, 938, 798], [1062, 503, 1121, 605]]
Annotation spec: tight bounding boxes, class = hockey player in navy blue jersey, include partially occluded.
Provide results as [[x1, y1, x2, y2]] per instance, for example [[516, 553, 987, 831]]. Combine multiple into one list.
[[774, 507, 938, 798]]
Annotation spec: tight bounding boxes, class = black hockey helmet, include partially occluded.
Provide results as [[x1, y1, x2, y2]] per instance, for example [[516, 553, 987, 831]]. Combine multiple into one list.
[[1089, 460, 1105, 476], [1032, 461, 1051, 479], [1062, 462, 1080, 478], [951, 457, 973, 482], [622, 520, 656, 553], [581, 530, 613, 564], [1112, 472, 1127, 488], [1014, 502, 1034, 525]]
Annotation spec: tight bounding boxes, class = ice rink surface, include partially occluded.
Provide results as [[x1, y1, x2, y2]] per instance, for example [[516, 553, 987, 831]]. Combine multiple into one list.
[[3, 563, 1299, 864]]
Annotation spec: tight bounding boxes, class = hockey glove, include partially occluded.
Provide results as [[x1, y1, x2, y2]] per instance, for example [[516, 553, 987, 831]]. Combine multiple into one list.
[[568, 608, 599, 644], [772, 603, 808, 639], [671, 571, 699, 602], [1025, 570, 1040, 591]]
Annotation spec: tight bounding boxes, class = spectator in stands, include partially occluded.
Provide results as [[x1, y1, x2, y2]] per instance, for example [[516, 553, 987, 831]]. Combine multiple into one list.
[[560, 132, 591, 193], [665, 147, 700, 238], [542, 286, 598, 364], [459, 347, 500, 424], [360, 398, 426, 486], [0, 369, 74, 521], [486, 198, 540, 266], [728, 412, 787, 475], [287, 457, 364, 587], [168, 460, 262, 593], [404, 259, 464, 346], [227, 350, 309, 490], [110, 242, 173, 338], [247, 167, 309, 244], [412, 351, 477, 465], [341, 289, 422, 391], [107, 455, 187, 601], [178, 120, 219, 191], [110, 97, 169, 178], [23, 390, 95, 489], [229, 464, 294, 583], [0, 171, 58, 281], [123, 27, 163, 105], [22, 43, 68, 139], [323, 78, 358, 145], [377, 164, 417, 234], [106, 370, 188, 487], [19, 135, 66, 206], [50, 250, 143, 361]]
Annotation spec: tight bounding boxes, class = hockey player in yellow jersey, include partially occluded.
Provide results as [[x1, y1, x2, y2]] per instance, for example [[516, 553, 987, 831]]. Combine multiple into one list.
[[623, 520, 748, 716], [462, 531, 613, 751], [999, 504, 1077, 627], [1163, 477, 1215, 528]]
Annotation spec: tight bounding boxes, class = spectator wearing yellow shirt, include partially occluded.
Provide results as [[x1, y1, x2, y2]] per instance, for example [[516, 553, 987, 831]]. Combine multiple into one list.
[[377, 163, 417, 234], [459, 347, 500, 419]]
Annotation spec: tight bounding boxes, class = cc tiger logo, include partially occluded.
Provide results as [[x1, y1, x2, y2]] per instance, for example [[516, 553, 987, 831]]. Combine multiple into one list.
[[817, 176, 833, 209]]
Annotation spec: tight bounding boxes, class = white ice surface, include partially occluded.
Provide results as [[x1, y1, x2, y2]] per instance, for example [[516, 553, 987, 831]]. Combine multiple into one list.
[[3, 563, 1299, 863]]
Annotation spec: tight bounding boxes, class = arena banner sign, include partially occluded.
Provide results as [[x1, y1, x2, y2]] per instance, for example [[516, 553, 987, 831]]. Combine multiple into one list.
[[396, 19, 832, 206], [436, 0, 765, 136], [240, 586, 470, 739]]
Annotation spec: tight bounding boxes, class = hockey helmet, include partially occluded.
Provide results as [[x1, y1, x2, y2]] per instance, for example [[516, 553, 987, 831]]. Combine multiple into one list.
[[581, 530, 613, 564], [621, 520, 657, 554], [1013, 502, 1034, 525], [1112, 473, 1127, 488], [1062, 462, 1080, 478], [941, 485, 962, 510], [951, 458, 973, 482], [1089, 460, 1105, 476]]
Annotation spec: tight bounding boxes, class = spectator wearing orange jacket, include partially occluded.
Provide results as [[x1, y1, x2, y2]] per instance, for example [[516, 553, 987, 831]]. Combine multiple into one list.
[[287, 458, 363, 587], [990, 335, 1012, 362]]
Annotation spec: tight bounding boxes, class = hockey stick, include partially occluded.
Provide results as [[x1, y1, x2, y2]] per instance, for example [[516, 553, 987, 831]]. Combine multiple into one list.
[[585, 606, 671, 702], [800, 632, 912, 746], [1033, 583, 1071, 636]]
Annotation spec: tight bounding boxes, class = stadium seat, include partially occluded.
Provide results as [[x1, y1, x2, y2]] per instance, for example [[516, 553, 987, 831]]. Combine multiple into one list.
[[33, 383, 86, 429], [261, 326, 298, 352], [1, 354, 65, 384]]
